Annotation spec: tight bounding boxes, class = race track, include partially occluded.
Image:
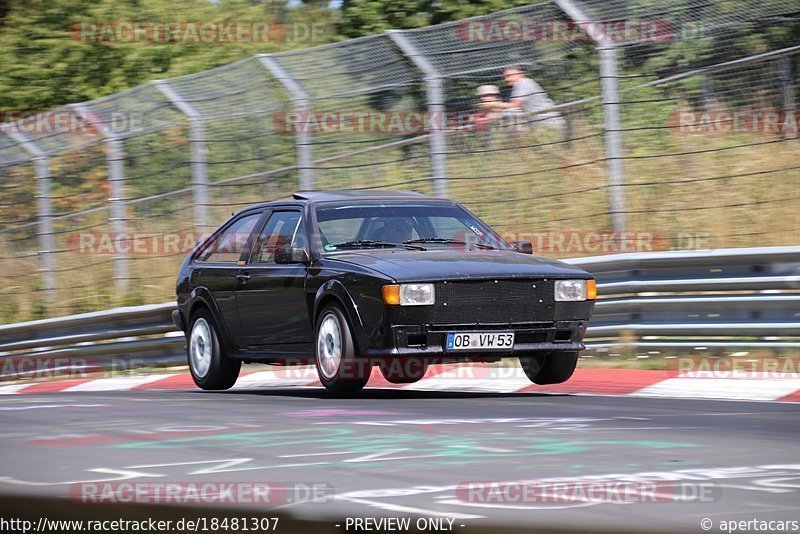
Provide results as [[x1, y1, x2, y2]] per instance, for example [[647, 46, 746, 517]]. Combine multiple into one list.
[[1, 387, 798, 533]]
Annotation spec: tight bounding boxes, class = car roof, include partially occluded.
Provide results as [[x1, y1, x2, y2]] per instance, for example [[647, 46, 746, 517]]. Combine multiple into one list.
[[231, 189, 447, 218], [292, 189, 429, 202]]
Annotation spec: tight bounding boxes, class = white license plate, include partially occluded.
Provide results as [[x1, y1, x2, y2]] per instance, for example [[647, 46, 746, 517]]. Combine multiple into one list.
[[446, 332, 515, 351]]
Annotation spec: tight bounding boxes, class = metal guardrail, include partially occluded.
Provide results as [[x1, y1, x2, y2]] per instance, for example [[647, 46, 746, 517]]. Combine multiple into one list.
[[574, 246, 800, 347], [0, 302, 182, 365], [2, 247, 799, 369]]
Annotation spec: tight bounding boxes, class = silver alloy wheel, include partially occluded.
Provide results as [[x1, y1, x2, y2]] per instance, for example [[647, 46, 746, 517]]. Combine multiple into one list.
[[189, 317, 213, 379], [317, 312, 343, 380]]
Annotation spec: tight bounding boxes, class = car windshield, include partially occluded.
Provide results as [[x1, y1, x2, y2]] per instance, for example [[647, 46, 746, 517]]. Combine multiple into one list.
[[314, 202, 511, 253]]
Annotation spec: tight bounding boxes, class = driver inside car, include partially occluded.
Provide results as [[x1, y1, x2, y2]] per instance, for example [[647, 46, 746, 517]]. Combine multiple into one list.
[[371, 218, 415, 244]]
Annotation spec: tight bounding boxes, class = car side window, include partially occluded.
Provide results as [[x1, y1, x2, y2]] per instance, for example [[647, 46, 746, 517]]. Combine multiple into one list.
[[251, 211, 304, 264], [196, 212, 262, 263]]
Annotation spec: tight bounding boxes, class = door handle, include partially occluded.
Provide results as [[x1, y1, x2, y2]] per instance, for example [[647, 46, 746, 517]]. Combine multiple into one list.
[[236, 272, 251, 282]]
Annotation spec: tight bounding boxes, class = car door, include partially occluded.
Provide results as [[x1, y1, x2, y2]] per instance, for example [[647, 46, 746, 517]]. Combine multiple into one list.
[[191, 210, 265, 341], [234, 209, 312, 348]]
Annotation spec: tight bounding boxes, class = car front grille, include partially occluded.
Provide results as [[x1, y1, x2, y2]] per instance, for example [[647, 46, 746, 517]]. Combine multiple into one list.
[[427, 279, 555, 324]]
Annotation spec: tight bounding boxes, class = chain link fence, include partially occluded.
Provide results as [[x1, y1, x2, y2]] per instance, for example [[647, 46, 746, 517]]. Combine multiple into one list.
[[0, 0, 798, 321]]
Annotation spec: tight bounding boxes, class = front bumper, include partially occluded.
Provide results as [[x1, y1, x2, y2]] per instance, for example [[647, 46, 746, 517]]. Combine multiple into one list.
[[362, 320, 588, 358]]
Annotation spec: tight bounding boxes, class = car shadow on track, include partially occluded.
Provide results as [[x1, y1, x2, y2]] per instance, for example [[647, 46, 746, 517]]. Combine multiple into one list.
[[193, 388, 569, 400]]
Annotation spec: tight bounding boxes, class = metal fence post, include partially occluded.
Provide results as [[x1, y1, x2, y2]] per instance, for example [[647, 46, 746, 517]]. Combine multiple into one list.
[[387, 30, 448, 198], [702, 75, 714, 113], [3, 129, 56, 303], [257, 54, 313, 191], [71, 104, 130, 295], [779, 57, 797, 139], [152, 80, 210, 232], [598, 46, 626, 234], [554, 0, 626, 234]]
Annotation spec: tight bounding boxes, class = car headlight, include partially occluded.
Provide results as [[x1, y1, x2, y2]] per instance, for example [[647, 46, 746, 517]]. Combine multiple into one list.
[[382, 283, 435, 306], [554, 279, 596, 301]]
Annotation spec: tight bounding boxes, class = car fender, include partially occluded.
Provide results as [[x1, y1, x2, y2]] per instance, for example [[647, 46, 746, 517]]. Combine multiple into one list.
[[188, 287, 238, 355]]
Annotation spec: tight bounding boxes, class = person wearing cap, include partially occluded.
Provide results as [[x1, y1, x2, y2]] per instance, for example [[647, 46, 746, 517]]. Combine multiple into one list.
[[471, 84, 502, 131]]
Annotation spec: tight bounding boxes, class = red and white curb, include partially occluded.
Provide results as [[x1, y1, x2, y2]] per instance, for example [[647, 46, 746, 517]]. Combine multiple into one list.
[[1, 367, 799, 402]]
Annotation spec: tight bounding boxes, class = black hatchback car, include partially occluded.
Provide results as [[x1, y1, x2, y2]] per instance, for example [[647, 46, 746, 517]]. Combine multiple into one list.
[[173, 190, 596, 391]]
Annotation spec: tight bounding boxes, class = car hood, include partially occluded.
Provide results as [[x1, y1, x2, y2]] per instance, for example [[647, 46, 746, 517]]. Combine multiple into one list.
[[326, 249, 590, 282]]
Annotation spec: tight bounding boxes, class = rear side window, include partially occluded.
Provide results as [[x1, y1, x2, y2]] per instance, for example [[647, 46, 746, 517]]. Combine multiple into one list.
[[250, 211, 304, 264], [195, 212, 262, 263]]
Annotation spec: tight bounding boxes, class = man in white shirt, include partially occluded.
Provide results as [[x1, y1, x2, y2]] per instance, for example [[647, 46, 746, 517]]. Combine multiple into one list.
[[480, 66, 566, 133]]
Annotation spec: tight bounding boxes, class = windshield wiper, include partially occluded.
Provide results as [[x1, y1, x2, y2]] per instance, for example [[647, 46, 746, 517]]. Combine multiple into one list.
[[404, 238, 496, 250], [329, 240, 425, 250]]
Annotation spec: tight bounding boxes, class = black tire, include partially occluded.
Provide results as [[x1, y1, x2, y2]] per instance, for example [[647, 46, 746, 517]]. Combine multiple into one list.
[[379, 358, 428, 384], [519, 352, 547, 382], [187, 308, 241, 390], [314, 304, 370, 392], [520, 351, 578, 385]]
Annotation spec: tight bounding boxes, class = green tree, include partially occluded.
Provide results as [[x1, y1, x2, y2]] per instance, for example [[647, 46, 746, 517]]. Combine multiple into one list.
[[336, 0, 532, 38], [0, 0, 336, 111]]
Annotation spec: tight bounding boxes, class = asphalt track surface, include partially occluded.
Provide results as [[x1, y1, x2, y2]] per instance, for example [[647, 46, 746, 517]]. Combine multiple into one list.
[[1, 386, 799, 533]]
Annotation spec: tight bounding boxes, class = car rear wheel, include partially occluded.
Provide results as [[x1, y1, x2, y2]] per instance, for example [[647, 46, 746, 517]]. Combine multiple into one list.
[[379, 358, 429, 384], [315, 304, 369, 392], [520, 351, 578, 385], [188, 308, 241, 390]]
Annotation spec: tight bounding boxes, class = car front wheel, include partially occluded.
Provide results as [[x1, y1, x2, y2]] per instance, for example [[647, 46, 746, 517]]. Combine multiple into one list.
[[520, 351, 578, 385], [188, 308, 241, 390], [315, 304, 369, 392]]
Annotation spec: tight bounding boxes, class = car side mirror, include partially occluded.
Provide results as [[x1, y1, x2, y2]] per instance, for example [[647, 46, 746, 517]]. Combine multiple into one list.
[[510, 240, 533, 254], [274, 247, 310, 264]]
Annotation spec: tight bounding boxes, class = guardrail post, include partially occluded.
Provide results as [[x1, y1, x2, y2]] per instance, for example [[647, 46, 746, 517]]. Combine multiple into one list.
[[387, 30, 448, 198], [554, 0, 626, 234], [71, 104, 130, 295], [2, 128, 57, 305], [256, 54, 313, 191], [152, 80, 210, 233]]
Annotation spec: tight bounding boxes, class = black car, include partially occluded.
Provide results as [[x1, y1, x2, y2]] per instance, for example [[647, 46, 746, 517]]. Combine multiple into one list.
[[173, 190, 596, 391]]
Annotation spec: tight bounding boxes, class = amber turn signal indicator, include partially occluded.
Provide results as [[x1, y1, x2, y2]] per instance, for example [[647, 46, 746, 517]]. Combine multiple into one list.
[[587, 279, 597, 300], [382, 284, 401, 305]]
